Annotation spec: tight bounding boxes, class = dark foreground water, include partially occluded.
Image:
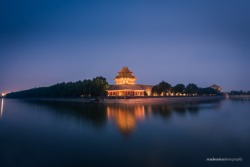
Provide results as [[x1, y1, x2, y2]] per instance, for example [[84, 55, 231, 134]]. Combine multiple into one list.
[[0, 98, 250, 167]]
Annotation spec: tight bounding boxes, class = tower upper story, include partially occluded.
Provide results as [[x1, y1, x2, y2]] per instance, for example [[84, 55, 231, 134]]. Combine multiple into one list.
[[114, 67, 136, 85]]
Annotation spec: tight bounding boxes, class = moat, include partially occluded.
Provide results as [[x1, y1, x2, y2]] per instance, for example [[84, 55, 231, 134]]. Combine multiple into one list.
[[0, 98, 249, 167]]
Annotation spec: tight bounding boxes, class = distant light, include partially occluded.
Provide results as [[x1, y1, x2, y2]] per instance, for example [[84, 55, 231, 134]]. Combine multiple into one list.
[[1, 93, 6, 97]]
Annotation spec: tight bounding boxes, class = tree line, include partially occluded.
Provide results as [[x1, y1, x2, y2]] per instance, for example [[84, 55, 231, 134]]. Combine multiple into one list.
[[229, 90, 250, 95], [6, 76, 109, 98], [151, 81, 221, 96], [5, 78, 222, 98]]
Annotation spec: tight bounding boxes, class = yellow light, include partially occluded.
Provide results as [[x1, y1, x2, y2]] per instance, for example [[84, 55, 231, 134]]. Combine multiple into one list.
[[1, 93, 6, 97]]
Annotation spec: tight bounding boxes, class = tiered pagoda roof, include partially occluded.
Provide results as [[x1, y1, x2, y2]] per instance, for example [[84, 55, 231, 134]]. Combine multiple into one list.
[[114, 67, 136, 80]]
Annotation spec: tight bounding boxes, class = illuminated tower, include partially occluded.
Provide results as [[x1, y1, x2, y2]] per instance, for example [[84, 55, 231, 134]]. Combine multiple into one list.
[[107, 67, 153, 96], [114, 67, 136, 85]]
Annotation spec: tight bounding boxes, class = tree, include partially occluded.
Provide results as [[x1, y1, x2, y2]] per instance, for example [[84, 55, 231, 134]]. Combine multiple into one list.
[[185, 83, 198, 95], [158, 81, 172, 96], [82, 79, 92, 96], [91, 76, 110, 96], [198, 87, 217, 95], [173, 84, 185, 94], [6, 76, 110, 98], [151, 85, 161, 96], [151, 81, 171, 96]]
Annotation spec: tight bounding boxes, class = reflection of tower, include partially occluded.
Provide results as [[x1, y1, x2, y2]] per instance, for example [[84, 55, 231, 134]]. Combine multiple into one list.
[[0, 98, 4, 118], [107, 105, 145, 136]]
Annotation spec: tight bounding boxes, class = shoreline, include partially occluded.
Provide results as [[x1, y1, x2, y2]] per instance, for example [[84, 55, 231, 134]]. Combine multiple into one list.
[[8, 97, 97, 103], [102, 96, 224, 104], [229, 95, 250, 99], [6, 96, 225, 104]]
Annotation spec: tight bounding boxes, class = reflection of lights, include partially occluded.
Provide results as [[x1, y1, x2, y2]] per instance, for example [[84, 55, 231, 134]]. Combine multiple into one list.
[[0, 98, 3, 118], [107, 105, 145, 136]]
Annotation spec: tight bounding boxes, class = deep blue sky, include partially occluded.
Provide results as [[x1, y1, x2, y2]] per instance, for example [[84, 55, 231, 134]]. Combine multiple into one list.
[[1, 0, 250, 93]]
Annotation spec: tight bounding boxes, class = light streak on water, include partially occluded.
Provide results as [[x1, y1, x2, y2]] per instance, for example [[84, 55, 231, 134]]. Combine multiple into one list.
[[0, 98, 4, 118]]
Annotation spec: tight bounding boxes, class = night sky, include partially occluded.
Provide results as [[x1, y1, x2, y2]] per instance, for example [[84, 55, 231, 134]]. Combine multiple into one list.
[[1, 0, 250, 93]]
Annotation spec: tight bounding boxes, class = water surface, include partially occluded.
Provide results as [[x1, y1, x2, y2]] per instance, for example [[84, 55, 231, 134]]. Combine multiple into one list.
[[0, 98, 249, 167]]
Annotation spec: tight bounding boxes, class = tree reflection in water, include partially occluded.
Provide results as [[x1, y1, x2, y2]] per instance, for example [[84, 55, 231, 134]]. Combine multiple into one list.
[[22, 100, 108, 128], [24, 99, 222, 136]]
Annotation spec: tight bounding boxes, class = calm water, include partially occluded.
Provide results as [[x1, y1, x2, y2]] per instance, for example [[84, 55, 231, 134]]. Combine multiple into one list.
[[0, 98, 250, 167]]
